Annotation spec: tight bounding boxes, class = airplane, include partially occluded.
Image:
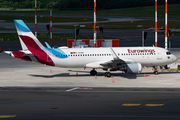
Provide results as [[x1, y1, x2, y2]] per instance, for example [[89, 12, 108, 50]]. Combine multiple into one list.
[[4, 20, 177, 77]]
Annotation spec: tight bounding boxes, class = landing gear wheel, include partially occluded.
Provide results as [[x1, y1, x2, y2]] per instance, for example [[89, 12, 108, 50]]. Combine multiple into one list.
[[90, 70, 97, 76], [105, 72, 111, 78]]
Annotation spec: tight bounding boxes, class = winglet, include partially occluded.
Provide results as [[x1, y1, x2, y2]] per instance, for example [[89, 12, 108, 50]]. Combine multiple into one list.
[[45, 42, 51, 48], [110, 47, 119, 61]]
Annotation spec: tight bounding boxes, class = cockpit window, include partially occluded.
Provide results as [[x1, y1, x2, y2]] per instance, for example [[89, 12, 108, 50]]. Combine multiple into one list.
[[166, 52, 171, 55]]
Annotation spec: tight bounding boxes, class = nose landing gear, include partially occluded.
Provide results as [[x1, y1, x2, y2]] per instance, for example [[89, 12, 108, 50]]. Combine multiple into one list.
[[90, 69, 97, 76]]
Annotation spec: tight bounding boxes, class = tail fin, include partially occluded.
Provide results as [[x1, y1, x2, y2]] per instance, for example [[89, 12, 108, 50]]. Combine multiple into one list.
[[14, 20, 54, 66], [14, 20, 45, 51]]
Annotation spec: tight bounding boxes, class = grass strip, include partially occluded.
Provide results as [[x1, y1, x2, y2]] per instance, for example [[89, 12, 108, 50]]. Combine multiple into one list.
[[0, 15, 106, 23], [54, 20, 180, 29], [0, 33, 105, 42]]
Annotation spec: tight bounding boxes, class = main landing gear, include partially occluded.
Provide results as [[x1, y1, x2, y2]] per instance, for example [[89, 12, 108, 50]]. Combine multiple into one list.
[[104, 72, 111, 78], [104, 68, 112, 78], [90, 69, 97, 76], [90, 69, 112, 78]]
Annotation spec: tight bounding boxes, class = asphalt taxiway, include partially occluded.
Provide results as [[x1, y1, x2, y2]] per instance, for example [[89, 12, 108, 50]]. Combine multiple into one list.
[[0, 87, 180, 120]]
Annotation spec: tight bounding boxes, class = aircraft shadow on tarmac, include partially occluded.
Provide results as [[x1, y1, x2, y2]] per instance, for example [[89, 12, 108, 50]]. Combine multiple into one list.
[[29, 70, 138, 79], [69, 70, 138, 79], [29, 70, 180, 79]]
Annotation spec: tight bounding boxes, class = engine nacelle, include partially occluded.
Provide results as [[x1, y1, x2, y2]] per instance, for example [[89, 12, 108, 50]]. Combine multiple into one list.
[[119, 63, 142, 74]]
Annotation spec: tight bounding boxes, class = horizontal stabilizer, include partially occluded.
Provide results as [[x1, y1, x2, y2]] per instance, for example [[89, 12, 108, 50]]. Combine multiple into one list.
[[4, 51, 12, 54]]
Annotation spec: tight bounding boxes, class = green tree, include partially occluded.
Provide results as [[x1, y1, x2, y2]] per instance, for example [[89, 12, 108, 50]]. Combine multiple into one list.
[[40, 3, 46, 9], [13, 2, 19, 9]]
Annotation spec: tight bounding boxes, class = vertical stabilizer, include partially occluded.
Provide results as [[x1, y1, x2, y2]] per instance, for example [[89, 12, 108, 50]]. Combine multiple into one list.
[[14, 20, 54, 66]]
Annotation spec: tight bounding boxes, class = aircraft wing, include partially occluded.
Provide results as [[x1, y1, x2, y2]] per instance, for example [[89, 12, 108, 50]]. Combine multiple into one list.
[[100, 48, 135, 67]]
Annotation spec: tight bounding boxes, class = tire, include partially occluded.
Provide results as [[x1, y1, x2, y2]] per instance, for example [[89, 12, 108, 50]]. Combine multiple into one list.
[[90, 70, 97, 76], [105, 72, 111, 77]]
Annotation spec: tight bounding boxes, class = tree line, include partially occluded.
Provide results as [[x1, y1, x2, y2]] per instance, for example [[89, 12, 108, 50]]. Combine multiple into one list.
[[0, 0, 180, 10], [0, 0, 53, 9], [54, 0, 180, 10]]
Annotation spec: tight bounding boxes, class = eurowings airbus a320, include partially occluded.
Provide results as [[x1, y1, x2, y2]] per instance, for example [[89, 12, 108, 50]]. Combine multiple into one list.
[[5, 20, 177, 77]]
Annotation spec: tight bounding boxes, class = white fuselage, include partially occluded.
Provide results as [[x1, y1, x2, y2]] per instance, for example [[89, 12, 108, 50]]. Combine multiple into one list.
[[49, 47, 177, 69]]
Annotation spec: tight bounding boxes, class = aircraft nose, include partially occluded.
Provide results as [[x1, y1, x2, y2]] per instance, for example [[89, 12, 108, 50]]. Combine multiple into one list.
[[173, 54, 177, 62]]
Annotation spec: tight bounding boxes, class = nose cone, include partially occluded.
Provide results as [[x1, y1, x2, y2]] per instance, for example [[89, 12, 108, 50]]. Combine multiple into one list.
[[173, 54, 178, 62]]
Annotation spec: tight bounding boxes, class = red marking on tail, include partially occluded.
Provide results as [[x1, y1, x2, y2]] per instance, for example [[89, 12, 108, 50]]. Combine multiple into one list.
[[19, 35, 54, 66], [12, 51, 31, 61]]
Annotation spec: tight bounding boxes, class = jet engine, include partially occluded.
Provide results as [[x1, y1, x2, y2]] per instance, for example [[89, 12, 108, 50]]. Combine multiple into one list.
[[119, 62, 142, 74]]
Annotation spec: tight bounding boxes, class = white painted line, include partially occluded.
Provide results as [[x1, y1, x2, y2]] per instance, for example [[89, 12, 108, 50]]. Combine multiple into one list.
[[66, 87, 79, 92], [79, 88, 92, 90]]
